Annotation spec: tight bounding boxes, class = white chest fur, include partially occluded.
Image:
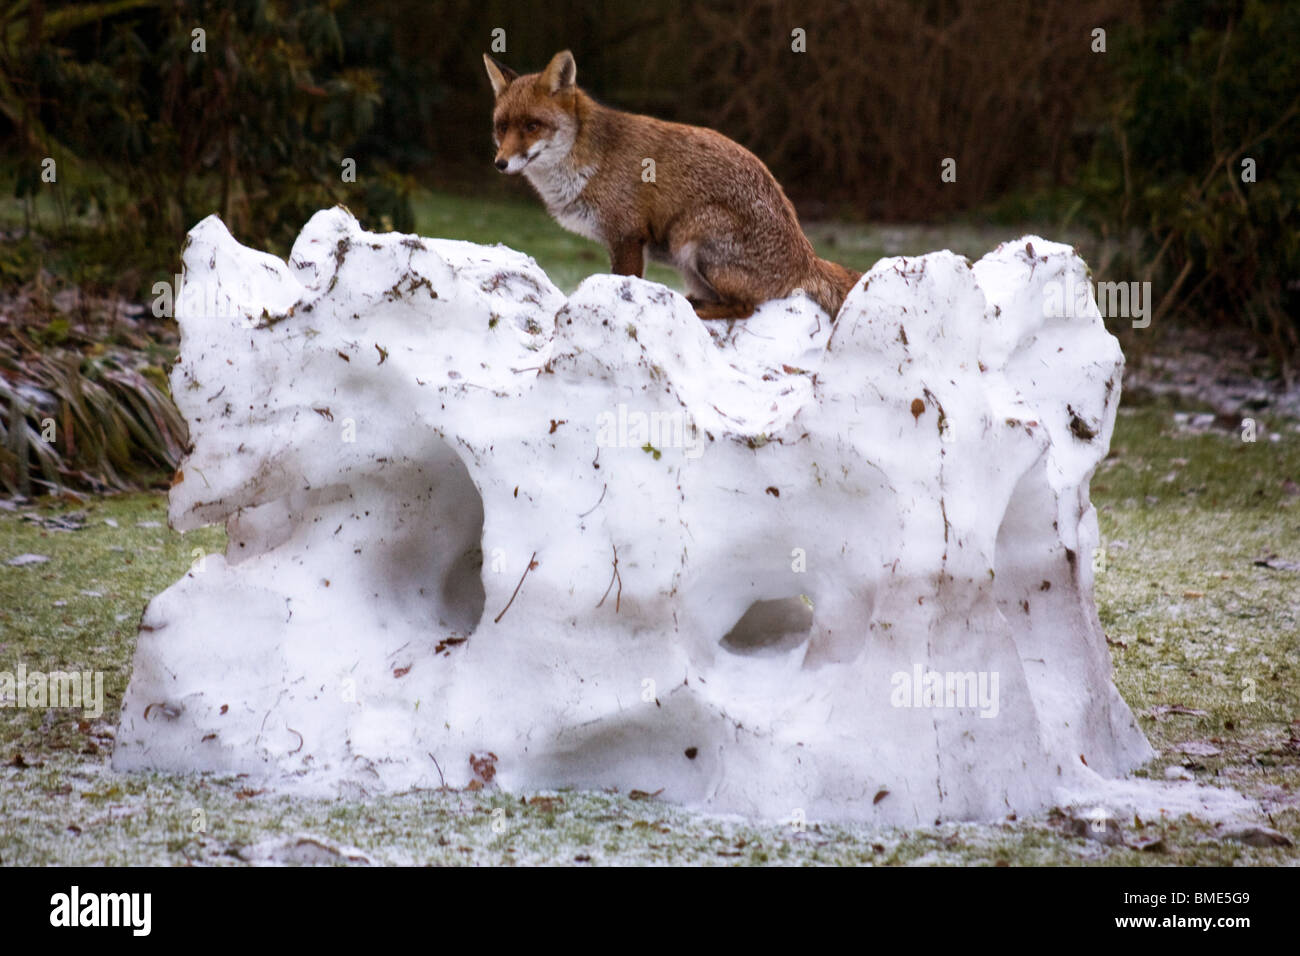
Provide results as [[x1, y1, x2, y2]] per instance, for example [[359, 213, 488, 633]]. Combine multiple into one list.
[[525, 163, 601, 242]]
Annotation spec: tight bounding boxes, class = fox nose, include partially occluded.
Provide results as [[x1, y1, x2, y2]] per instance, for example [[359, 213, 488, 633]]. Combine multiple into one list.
[[495, 158, 508, 171]]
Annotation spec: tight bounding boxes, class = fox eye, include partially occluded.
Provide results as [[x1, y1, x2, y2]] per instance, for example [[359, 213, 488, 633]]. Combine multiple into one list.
[[494, 122, 507, 136], [524, 121, 541, 133]]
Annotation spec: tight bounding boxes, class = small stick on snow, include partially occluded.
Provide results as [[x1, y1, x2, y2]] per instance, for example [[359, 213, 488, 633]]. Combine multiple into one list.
[[428, 752, 446, 788], [494, 551, 538, 623], [597, 544, 622, 613], [578, 483, 607, 518]]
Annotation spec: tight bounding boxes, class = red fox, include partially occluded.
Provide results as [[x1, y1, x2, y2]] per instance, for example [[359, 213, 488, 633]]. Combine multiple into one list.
[[483, 50, 860, 320]]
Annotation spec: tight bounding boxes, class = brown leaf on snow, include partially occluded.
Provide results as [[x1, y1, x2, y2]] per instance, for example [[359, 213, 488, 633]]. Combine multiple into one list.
[[469, 751, 498, 784]]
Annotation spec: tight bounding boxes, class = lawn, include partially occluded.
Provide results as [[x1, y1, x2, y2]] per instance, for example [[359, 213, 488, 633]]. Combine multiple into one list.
[[0, 192, 1296, 865]]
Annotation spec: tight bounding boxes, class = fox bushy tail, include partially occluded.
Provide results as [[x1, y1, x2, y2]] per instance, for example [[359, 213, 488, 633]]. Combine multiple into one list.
[[802, 257, 862, 318]]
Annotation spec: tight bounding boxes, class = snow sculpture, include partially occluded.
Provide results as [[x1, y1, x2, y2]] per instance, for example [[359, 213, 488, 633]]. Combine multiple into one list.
[[114, 207, 1157, 824]]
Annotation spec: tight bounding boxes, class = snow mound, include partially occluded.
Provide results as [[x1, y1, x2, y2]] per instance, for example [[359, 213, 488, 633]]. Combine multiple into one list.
[[115, 207, 1194, 824]]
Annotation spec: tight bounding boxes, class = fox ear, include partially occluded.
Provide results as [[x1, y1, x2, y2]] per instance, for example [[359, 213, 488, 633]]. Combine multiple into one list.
[[541, 50, 576, 94], [483, 54, 517, 98]]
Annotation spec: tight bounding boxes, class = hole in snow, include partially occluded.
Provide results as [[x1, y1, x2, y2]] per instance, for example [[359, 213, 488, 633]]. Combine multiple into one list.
[[440, 542, 485, 634], [719, 596, 814, 656], [430, 446, 486, 635]]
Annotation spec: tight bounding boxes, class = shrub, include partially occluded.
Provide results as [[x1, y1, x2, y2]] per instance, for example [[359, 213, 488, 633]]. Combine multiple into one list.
[[2, 0, 414, 288], [1092, 0, 1300, 367]]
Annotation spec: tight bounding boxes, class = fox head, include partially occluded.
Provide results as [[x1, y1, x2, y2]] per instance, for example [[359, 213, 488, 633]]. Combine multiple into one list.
[[483, 50, 579, 175]]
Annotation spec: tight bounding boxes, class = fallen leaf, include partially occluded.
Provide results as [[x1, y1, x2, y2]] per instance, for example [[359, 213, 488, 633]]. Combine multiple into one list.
[[469, 751, 498, 784]]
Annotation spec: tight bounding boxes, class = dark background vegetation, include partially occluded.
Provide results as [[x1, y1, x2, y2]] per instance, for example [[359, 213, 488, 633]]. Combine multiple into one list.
[[0, 0, 1297, 493]]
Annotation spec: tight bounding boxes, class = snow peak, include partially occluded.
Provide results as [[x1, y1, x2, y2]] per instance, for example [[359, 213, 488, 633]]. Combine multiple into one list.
[[49, 887, 151, 936]]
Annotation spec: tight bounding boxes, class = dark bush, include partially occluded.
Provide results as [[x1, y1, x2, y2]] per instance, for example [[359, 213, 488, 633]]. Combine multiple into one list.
[[1088, 0, 1300, 368], [2, 0, 414, 288]]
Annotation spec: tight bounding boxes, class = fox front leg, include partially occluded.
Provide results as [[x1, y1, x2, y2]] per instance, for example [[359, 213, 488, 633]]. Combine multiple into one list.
[[608, 237, 645, 278]]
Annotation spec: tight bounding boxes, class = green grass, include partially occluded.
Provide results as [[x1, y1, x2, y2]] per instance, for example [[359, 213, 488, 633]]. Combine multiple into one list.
[[412, 188, 681, 294], [410, 188, 1054, 295], [0, 173, 1076, 301], [1093, 397, 1300, 828]]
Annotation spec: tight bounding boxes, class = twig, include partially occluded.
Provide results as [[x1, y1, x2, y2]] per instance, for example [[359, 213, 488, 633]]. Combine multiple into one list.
[[493, 551, 538, 623], [428, 752, 446, 788], [578, 483, 607, 518], [596, 544, 623, 613]]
